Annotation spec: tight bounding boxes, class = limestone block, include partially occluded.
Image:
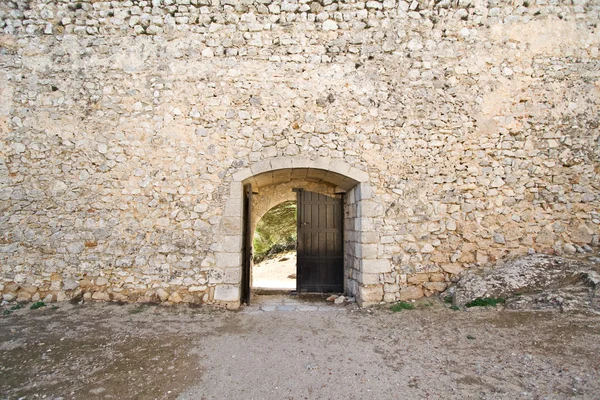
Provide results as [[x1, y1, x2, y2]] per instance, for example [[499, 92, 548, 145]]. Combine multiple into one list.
[[384, 283, 399, 293], [358, 272, 381, 285], [322, 19, 338, 30], [536, 228, 555, 245], [476, 251, 489, 264], [430, 252, 449, 263], [399, 286, 423, 301], [216, 252, 241, 268], [421, 244, 435, 253], [229, 182, 243, 200], [220, 216, 242, 236], [156, 288, 169, 301], [446, 220, 457, 231], [360, 231, 380, 244], [95, 277, 109, 286], [383, 293, 396, 303], [362, 259, 392, 274], [355, 183, 373, 200], [214, 284, 240, 302], [423, 282, 447, 292], [17, 291, 32, 302], [407, 274, 429, 284], [269, 157, 293, 171], [92, 292, 110, 301], [224, 267, 241, 284], [49, 280, 62, 291], [66, 242, 85, 254], [63, 278, 79, 291], [3, 293, 16, 302], [360, 243, 379, 259], [458, 251, 475, 263], [290, 157, 312, 169], [112, 293, 128, 301], [223, 201, 242, 217], [359, 201, 383, 218], [571, 224, 594, 244], [168, 292, 183, 303], [358, 285, 384, 303], [221, 235, 243, 253], [21, 285, 38, 294], [250, 160, 273, 176]]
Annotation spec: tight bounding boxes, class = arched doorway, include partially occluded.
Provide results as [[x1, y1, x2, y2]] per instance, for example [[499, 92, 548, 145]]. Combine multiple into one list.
[[215, 157, 387, 308], [239, 158, 363, 305]]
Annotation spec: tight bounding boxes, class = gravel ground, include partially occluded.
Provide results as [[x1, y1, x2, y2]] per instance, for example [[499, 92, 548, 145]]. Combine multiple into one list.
[[1, 297, 599, 400]]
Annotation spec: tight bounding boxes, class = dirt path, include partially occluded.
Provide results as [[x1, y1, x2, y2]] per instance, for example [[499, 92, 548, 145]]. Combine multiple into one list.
[[1, 298, 599, 399], [252, 252, 297, 290]]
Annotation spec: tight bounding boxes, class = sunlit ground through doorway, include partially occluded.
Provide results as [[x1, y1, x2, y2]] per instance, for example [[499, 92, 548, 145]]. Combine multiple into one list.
[[252, 250, 296, 290]]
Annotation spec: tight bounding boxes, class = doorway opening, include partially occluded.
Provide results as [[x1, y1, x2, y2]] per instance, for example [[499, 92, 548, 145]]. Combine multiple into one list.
[[251, 200, 297, 291], [234, 160, 370, 306]]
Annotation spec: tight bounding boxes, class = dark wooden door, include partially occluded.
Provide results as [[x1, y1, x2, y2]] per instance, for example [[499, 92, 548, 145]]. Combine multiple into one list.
[[241, 184, 252, 305], [296, 190, 344, 293]]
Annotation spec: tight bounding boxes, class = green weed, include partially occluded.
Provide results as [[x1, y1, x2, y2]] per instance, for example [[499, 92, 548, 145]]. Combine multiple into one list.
[[30, 301, 46, 310], [465, 297, 505, 308], [390, 301, 415, 312]]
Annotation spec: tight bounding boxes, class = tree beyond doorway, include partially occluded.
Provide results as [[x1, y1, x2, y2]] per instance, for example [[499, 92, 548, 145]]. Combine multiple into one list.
[[253, 200, 297, 264], [252, 201, 297, 290]]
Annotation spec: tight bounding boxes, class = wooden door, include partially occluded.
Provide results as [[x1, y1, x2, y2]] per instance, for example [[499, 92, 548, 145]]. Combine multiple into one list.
[[296, 190, 344, 293], [241, 184, 252, 304]]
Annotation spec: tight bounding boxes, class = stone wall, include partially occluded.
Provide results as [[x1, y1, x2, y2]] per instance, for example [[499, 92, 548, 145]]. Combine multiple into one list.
[[0, 0, 599, 307]]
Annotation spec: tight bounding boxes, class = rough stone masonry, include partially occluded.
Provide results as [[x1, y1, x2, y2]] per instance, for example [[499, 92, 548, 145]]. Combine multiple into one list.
[[0, 0, 598, 308]]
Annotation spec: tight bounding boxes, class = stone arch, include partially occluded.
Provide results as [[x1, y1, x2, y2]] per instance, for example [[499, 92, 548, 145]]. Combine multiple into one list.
[[214, 157, 387, 308]]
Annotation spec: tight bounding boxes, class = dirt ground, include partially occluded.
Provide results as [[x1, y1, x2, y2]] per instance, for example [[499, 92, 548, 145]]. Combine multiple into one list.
[[252, 251, 297, 290], [1, 296, 599, 400]]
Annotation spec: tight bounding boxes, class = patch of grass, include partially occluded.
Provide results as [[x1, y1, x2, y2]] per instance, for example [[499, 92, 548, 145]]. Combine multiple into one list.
[[390, 301, 415, 312], [450, 305, 460, 311], [465, 297, 505, 308], [30, 301, 46, 310], [443, 296, 453, 304], [1, 304, 24, 316]]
